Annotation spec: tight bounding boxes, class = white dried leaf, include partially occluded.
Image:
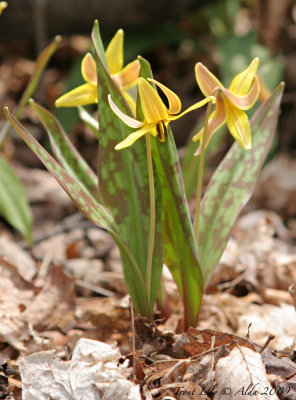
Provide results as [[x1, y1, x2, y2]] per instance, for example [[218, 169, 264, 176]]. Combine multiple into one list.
[[214, 347, 279, 400], [20, 338, 141, 400], [20, 350, 72, 400], [0, 236, 36, 281]]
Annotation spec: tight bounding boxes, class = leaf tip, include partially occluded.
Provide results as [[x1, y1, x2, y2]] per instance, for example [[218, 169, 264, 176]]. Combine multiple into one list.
[[3, 106, 9, 117], [279, 81, 285, 90], [54, 35, 62, 44]]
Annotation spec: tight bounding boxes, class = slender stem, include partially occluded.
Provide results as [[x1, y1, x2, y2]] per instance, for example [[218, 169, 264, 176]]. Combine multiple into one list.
[[145, 133, 156, 320], [193, 100, 213, 246]]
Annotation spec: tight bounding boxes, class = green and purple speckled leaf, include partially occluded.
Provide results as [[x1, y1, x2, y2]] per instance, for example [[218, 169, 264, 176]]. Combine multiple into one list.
[[4, 106, 148, 310], [92, 21, 163, 318], [30, 100, 100, 201], [139, 57, 204, 329], [4, 107, 113, 232], [199, 83, 284, 283]]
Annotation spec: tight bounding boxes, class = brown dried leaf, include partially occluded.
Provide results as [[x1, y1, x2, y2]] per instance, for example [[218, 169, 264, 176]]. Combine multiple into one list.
[[261, 347, 296, 379], [21, 264, 75, 330], [0, 258, 35, 351], [180, 328, 256, 358]]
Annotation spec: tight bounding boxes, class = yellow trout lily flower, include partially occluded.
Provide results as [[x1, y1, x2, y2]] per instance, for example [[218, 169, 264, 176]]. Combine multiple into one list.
[[193, 58, 260, 153], [0, 2, 7, 15], [55, 29, 140, 109], [108, 77, 214, 150]]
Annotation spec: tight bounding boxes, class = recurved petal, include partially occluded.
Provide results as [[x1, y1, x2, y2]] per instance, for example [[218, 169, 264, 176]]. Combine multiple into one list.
[[257, 75, 271, 102], [108, 94, 142, 128], [229, 57, 259, 96], [195, 62, 223, 97], [225, 97, 252, 149], [105, 29, 124, 75], [147, 78, 181, 114], [55, 83, 97, 107], [169, 96, 215, 121], [113, 60, 140, 90], [223, 76, 260, 110], [81, 53, 97, 85], [138, 78, 169, 123], [115, 124, 155, 150], [192, 93, 226, 154]]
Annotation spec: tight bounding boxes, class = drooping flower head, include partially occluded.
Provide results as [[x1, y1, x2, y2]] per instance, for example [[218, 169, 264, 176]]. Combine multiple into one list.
[[108, 77, 214, 150], [193, 58, 260, 153], [0, 2, 7, 15], [55, 29, 140, 110]]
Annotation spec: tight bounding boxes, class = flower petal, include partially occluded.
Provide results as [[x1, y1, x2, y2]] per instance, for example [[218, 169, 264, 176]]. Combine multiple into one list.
[[55, 83, 97, 107], [105, 29, 124, 75], [115, 124, 156, 150], [223, 76, 260, 110], [108, 94, 142, 128], [0, 2, 7, 15], [81, 53, 97, 85], [225, 97, 252, 149], [192, 92, 226, 154], [257, 75, 271, 102], [147, 78, 181, 114], [113, 60, 140, 90], [169, 96, 215, 121], [229, 57, 259, 96], [138, 78, 169, 123], [195, 62, 224, 97]]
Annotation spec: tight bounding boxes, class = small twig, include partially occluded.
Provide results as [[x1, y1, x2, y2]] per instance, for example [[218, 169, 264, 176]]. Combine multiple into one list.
[[75, 279, 114, 297], [130, 297, 136, 383], [247, 323, 252, 339], [259, 335, 275, 353]]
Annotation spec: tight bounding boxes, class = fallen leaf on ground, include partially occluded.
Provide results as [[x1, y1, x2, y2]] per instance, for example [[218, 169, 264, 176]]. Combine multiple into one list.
[[214, 346, 279, 399], [20, 338, 141, 400]]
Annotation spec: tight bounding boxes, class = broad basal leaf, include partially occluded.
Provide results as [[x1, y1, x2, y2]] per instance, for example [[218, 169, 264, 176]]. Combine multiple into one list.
[[0, 156, 33, 244], [4, 107, 148, 312], [92, 21, 163, 318], [30, 100, 100, 201], [4, 107, 113, 232], [199, 83, 284, 283], [139, 57, 204, 329]]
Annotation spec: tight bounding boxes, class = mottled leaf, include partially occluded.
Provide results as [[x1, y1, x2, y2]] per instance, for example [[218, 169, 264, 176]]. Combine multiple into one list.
[[4, 107, 113, 232], [30, 99, 100, 200], [4, 107, 147, 310], [0, 156, 33, 244], [77, 106, 99, 138], [92, 22, 163, 318], [0, 36, 61, 144], [181, 130, 200, 200], [199, 83, 284, 283], [139, 57, 204, 329]]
